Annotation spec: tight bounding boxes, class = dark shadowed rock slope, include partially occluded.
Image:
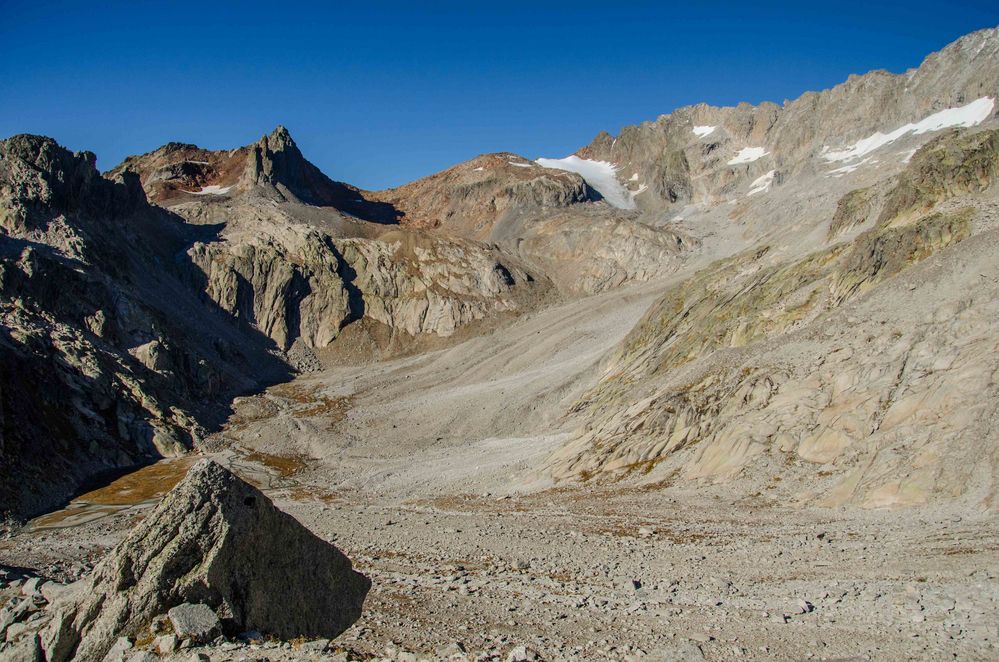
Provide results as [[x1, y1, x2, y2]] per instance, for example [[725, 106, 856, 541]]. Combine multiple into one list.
[[0, 134, 292, 522]]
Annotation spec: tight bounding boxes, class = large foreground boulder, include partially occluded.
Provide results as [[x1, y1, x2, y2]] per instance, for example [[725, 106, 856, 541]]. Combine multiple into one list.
[[42, 459, 369, 662]]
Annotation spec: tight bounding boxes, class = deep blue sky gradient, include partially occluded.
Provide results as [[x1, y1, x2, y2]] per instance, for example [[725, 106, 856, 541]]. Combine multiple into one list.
[[1, 1, 996, 189]]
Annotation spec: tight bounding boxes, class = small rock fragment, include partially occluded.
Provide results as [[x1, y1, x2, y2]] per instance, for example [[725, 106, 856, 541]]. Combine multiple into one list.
[[167, 603, 221, 644], [155, 634, 178, 655], [297, 638, 330, 652], [507, 645, 540, 662]]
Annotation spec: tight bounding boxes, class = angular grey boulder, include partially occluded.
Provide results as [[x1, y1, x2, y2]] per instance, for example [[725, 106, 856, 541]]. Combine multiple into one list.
[[42, 459, 370, 662], [167, 603, 220, 644]]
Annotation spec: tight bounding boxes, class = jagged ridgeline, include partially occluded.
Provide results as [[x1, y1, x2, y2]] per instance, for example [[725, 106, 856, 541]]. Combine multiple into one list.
[[1, 26, 999, 525]]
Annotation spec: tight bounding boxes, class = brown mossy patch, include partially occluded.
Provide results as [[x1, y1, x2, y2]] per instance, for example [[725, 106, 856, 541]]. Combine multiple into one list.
[[267, 382, 353, 428], [73, 457, 199, 506], [296, 395, 353, 424], [242, 449, 309, 477]]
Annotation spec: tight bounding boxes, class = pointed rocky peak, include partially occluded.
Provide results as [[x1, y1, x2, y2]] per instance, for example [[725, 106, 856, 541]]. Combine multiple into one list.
[[105, 127, 398, 222], [248, 125, 301, 167], [240, 124, 312, 192], [265, 124, 295, 148], [236, 125, 399, 221], [42, 459, 370, 662]]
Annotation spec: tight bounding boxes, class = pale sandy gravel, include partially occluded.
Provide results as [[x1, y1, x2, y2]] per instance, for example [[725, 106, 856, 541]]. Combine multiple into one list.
[[10, 471, 996, 661], [222, 276, 670, 499]]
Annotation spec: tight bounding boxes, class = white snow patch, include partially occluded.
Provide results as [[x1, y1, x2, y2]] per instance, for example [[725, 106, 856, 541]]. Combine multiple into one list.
[[508, 161, 533, 168], [827, 158, 873, 177], [473, 167, 485, 171], [693, 125, 717, 138], [822, 97, 995, 163], [187, 185, 232, 195], [535, 155, 636, 209], [899, 149, 918, 164], [728, 147, 769, 165], [747, 170, 775, 195], [629, 173, 639, 181]]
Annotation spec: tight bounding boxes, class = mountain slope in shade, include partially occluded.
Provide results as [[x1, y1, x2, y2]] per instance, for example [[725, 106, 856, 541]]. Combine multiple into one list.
[[0, 134, 293, 520]]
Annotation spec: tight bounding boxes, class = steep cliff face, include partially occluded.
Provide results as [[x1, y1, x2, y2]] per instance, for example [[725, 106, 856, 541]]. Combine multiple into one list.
[[548, 127, 999, 509], [501, 206, 695, 294], [0, 135, 290, 521], [109, 128, 543, 353], [187, 227, 353, 351], [185, 222, 532, 350], [337, 231, 530, 337]]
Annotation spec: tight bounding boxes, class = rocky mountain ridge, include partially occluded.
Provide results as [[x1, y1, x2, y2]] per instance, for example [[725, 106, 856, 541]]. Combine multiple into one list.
[[547, 125, 999, 509], [577, 27, 999, 216], [107, 125, 398, 222]]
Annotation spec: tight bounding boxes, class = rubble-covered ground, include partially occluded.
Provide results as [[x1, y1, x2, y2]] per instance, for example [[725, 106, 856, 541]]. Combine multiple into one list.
[[2, 453, 997, 661]]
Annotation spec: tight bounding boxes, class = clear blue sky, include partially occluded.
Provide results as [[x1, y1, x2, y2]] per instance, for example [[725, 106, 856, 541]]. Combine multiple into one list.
[[1, 1, 996, 189]]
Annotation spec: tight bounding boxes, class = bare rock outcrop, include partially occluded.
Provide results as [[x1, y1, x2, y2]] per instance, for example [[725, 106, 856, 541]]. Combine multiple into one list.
[[550, 127, 999, 508], [373, 152, 592, 240], [372, 152, 697, 294], [187, 225, 353, 350], [42, 459, 369, 662], [502, 206, 695, 294], [0, 134, 291, 521], [110, 129, 545, 348], [338, 231, 532, 336], [186, 220, 535, 348]]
